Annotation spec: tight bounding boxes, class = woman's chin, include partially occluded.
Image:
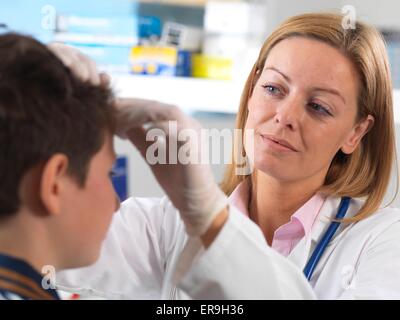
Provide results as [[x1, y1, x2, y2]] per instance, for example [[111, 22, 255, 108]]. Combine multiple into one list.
[[254, 158, 294, 181]]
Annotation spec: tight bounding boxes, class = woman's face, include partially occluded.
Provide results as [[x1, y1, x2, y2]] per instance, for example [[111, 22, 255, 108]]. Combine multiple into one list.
[[244, 37, 373, 184]]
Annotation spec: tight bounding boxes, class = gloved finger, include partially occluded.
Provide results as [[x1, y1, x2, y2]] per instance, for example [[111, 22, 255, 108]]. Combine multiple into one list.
[[128, 117, 207, 168], [52, 45, 90, 81], [48, 42, 98, 84], [83, 53, 101, 85], [114, 98, 182, 137], [68, 57, 90, 82], [48, 42, 78, 69], [115, 98, 185, 123]]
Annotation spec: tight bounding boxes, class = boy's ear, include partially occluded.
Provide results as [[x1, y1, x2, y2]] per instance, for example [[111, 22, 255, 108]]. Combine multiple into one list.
[[40, 154, 69, 216]]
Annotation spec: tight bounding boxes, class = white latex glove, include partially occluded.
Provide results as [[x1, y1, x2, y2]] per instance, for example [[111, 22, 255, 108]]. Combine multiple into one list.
[[116, 98, 228, 236], [48, 42, 110, 86]]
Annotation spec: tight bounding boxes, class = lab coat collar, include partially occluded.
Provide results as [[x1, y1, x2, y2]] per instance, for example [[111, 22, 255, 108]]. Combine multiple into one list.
[[310, 195, 342, 243], [310, 196, 362, 244], [287, 195, 358, 269]]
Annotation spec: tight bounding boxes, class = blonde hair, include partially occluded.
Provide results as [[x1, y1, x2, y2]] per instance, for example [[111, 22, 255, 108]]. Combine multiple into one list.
[[220, 12, 398, 222]]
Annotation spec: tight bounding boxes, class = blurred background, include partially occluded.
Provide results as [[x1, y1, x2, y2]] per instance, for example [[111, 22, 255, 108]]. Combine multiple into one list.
[[2, 0, 400, 206]]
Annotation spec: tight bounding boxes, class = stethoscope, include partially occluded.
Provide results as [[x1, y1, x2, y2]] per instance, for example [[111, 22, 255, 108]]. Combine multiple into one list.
[[303, 196, 351, 281]]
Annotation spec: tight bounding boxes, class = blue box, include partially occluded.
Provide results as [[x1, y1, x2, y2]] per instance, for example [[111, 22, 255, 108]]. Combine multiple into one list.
[[58, 15, 138, 37], [139, 16, 162, 39], [176, 50, 192, 77], [54, 15, 162, 47], [111, 156, 129, 202], [67, 43, 132, 72], [0, 0, 137, 36]]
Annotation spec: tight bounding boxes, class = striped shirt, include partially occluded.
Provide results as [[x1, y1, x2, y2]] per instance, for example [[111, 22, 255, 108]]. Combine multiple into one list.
[[0, 253, 59, 300]]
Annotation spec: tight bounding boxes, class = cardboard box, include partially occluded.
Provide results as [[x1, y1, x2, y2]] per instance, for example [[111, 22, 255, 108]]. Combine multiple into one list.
[[129, 46, 192, 77]]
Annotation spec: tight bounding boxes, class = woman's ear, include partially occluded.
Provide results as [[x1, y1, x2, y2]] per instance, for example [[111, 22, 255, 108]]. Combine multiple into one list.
[[341, 115, 374, 154], [39, 154, 69, 216]]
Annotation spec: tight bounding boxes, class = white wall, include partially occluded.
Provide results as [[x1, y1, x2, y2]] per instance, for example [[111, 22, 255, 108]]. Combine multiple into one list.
[[263, 0, 342, 35], [261, 0, 400, 34], [338, 0, 400, 29]]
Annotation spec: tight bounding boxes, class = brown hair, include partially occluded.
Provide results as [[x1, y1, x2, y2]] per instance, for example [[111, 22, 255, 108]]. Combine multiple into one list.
[[0, 33, 115, 218], [220, 13, 397, 222]]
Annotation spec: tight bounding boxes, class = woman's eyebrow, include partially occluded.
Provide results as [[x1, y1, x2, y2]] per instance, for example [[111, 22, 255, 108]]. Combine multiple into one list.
[[264, 66, 346, 104], [312, 87, 346, 104], [264, 66, 291, 83]]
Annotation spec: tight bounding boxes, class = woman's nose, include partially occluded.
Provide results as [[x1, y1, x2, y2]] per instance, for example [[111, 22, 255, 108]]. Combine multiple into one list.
[[273, 96, 304, 130]]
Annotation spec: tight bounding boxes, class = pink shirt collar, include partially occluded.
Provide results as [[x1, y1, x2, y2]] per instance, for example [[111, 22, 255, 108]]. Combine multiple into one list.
[[228, 179, 326, 256]]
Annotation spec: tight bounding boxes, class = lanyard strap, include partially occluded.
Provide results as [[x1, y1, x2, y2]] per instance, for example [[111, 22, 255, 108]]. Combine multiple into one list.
[[303, 196, 351, 281]]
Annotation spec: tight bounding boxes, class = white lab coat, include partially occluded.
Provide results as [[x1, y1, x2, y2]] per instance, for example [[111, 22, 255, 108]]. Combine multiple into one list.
[[56, 195, 400, 299]]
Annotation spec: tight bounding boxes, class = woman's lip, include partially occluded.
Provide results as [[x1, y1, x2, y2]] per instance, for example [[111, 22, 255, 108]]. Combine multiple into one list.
[[260, 134, 298, 152]]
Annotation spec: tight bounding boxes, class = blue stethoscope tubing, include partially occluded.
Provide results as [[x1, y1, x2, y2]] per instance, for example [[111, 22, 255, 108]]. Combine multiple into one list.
[[303, 196, 351, 281]]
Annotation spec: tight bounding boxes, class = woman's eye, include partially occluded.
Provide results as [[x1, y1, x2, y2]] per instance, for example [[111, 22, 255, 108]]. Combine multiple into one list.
[[308, 102, 332, 116], [262, 84, 282, 96]]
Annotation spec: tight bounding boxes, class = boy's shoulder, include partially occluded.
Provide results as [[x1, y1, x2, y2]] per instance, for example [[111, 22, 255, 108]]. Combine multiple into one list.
[[0, 253, 59, 300], [0, 290, 24, 300]]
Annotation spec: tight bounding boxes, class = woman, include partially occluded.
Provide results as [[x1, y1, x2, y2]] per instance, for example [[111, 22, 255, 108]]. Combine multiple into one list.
[[56, 13, 400, 299], [217, 12, 400, 298]]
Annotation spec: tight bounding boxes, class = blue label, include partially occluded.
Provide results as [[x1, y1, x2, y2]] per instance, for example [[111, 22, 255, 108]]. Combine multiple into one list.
[[111, 156, 128, 202]]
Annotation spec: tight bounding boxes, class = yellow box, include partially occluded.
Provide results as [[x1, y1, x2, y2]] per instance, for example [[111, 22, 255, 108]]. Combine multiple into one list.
[[129, 46, 178, 76], [192, 54, 233, 80]]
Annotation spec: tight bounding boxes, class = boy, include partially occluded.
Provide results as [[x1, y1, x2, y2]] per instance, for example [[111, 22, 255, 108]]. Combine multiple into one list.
[[0, 33, 119, 299]]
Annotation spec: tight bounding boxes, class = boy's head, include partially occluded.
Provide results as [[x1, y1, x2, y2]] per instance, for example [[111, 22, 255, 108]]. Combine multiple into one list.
[[0, 33, 119, 268]]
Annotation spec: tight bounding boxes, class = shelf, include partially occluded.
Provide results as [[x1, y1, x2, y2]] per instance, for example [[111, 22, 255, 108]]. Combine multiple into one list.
[[138, 0, 241, 8], [138, 0, 207, 7], [111, 73, 245, 113]]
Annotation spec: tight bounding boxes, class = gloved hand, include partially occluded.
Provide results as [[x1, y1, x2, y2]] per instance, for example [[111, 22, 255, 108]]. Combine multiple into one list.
[[48, 43, 228, 237], [47, 42, 110, 86], [115, 98, 228, 236]]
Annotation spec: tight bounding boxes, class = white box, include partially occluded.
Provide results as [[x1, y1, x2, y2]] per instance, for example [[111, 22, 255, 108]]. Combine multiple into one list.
[[202, 33, 263, 81], [202, 34, 247, 57], [161, 22, 203, 51], [204, 1, 268, 35]]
